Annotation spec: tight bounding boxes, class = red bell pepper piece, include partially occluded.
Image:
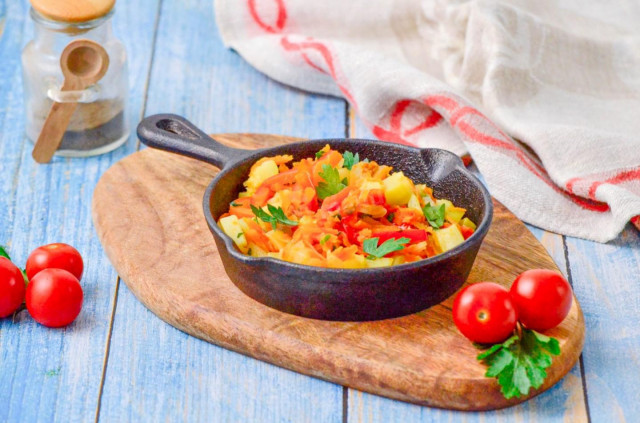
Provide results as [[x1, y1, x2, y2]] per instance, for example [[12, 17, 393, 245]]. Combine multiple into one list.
[[321, 187, 352, 212], [260, 168, 298, 190], [251, 185, 275, 207], [367, 189, 386, 206], [339, 213, 360, 244], [374, 229, 427, 244], [459, 225, 474, 240]]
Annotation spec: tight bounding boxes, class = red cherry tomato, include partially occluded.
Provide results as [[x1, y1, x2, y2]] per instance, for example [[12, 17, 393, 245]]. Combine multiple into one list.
[[453, 282, 518, 344], [26, 268, 83, 328], [509, 269, 573, 331], [0, 257, 26, 318], [26, 243, 84, 281]]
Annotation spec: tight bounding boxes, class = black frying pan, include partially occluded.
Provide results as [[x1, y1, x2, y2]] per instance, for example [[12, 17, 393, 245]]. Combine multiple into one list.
[[137, 114, 493, 321]]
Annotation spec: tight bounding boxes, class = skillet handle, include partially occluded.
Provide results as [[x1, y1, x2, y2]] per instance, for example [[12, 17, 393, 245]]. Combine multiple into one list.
[[137, 114, 248, 169]]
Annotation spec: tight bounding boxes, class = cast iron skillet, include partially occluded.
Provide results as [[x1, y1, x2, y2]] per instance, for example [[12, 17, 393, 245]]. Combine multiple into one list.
[[137, 114, 493, 321]]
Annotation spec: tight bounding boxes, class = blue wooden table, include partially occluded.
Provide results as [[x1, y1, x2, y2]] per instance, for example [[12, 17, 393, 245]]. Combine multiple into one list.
[[1, 1, 638, 421]]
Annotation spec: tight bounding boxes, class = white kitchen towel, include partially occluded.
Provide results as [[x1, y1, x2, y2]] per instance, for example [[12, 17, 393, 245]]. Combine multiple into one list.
[[215, 0, 640, 242]]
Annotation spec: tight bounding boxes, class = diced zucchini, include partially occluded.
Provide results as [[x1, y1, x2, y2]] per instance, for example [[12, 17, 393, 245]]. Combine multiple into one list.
[[219, 215, 248, 253], [407, 194, 422, 213], [338, 167, 350, 183], [435, 199, 453, 210], [434, 225, 465, 252], [248, 242, 268, 257], [365, 257, 394, 268], [460, 217, 477, 230], [265, 229, 291, 250], [383, 172, 413, 205], [436, 199, 466, 223], [244, 160, 279, 192], [327, 251, 366, 269], [284, 240, 317, 265], [360, 180, 383, 191], [267, 190, 291, 212], [422, 195, 435, 207]]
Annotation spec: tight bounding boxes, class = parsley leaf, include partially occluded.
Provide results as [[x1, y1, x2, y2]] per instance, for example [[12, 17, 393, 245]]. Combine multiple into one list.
[[386, 213, 395, 223], [267, 204, 299, 226], [363, 237, 410, 259], [316, 164, 348, 200], [230, 201, 240, 207], [423, 203, 445, 229], [320, 234, 331, 244], [0, 245, 10, 260], [477, 329, 560, 399], [250, 205, 298, 230], [342, 151, 360, 170], [315, 150, 325, 159]]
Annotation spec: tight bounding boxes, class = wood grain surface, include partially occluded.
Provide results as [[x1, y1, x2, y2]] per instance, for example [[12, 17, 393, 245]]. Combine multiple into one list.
[[0, 1, 158, 421], [92, 133, 585, 411]]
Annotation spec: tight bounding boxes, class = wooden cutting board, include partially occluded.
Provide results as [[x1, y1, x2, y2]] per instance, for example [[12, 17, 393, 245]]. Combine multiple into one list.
[[92, 134, 585, 411]]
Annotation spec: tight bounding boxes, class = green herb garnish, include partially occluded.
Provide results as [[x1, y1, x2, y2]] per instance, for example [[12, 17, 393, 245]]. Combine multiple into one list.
[[230, 201, 240, 207], [316, 164, 348, 200], [315, 150, 325, 159], [342, 151, 360, 170], [363, 237, 410, 259], [45, 367, 61, 377], [320, 234, 331, 244], [386, 213, 395, 223], [250, 205, 298, 230], [477, 329, 560, 399], [423, 203, 445, 229]]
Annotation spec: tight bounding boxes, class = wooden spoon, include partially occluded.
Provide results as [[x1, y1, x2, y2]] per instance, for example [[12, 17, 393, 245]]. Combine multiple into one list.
[[32, 39, 110, 163]]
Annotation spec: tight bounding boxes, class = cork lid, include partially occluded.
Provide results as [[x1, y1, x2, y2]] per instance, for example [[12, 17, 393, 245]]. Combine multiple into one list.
[[30, 0, 115, 23]]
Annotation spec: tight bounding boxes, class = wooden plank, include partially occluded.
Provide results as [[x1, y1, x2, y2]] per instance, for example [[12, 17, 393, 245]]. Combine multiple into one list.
[[97, 0, 347, 421], [564, 227, 640, 421], [346, 111, 588, 420], [0, 0, 160, 421], [93, 137, 584, 411]]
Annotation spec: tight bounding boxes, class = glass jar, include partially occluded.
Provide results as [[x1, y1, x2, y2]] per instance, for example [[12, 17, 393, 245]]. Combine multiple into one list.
[[21, 7, 128, 157]]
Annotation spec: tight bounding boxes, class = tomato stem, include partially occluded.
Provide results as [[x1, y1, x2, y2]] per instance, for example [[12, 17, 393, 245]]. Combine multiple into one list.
[[515, 321, 524, 339]]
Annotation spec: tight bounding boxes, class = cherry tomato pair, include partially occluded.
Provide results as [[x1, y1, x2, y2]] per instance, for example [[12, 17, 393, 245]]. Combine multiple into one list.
[[0, 243, 84, 328], [453, 269, 573, 344]]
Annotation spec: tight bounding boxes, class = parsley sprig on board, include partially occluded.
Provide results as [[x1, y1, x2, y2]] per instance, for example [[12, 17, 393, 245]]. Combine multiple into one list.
[[423, 203, 445, 229], [250, 205, 298, 230], [363, 237, 410, 259], [316, 165, 348, 200], [477, 328, 560, 399]]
